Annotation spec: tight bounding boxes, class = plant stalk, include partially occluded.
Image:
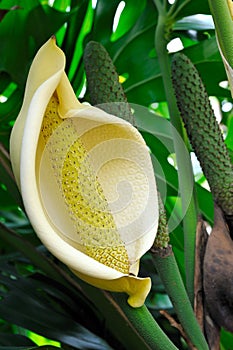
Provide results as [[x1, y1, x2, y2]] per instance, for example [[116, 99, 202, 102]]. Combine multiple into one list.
[[208, 0, 233, 67], [111, 293, 179, 350], [154, 6, 198, 304], [151, 246, 209, 350]]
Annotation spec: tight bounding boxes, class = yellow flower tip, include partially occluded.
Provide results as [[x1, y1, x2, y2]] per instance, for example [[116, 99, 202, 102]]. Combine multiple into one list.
[[71, 269, 151, 308], [126, 276, 152, 308], [10, 39, 159, 307]]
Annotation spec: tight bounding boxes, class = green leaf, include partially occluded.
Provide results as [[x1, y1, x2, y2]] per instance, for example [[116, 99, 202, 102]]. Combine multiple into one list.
[[183, 36, 229, 98], [88, 0, 121, 45], [27, 5, 73, 49], [0, 333, 35, 346], [65, 1, 93, 95], [225, 116, 233, 152], [0, 0, 39, 85], [0, 347, 61, 350], [171, 0, 210, 20], [174, 14, 214, 31], [111, 0, 147, 42], [62, 0, 89, 73], [123, 35, 228, 106], [0, 223, 77, 288], [0, 1, 72, 86], [0, 262, 113, 350], [0, 144, 23, 208], [32, 347, 62, 349]]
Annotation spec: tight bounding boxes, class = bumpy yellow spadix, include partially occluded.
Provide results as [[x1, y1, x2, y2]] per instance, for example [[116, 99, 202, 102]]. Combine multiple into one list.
[[10, 38, 159, 307]]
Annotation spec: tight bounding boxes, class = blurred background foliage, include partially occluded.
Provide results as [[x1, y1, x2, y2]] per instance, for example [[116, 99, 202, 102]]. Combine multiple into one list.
[[0, 0, 233, 349]]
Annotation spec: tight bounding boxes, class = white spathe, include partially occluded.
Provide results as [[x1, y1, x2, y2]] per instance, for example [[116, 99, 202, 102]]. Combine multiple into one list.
[[10, 38, 159, 307]]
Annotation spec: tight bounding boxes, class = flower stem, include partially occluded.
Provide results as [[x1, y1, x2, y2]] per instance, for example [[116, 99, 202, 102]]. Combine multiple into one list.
[[208, 0, 233, 67], [167, 0, 191, 19], [151, 246, 209, 350], [70, 272, 180, 350], [111, 293, 179, 350], [154, 4, 198, 304]]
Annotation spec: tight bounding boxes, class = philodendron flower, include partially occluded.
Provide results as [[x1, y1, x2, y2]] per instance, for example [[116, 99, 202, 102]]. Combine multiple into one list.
[[10, 38, 158, 307]]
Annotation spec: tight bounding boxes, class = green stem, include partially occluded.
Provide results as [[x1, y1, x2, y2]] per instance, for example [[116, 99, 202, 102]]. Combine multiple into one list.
[[151, 247, 209, 350], [154, 0, 164, 13], [154, 7, 198, 304], [71, 275, 179, 350], [208, 0, 233, 67], [167, 0, 191, 19], [112, 293, 179, 350]]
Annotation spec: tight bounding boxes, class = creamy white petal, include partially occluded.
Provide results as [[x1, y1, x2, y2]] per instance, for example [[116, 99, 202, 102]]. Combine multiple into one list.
[[10, 38, 159, 307]]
